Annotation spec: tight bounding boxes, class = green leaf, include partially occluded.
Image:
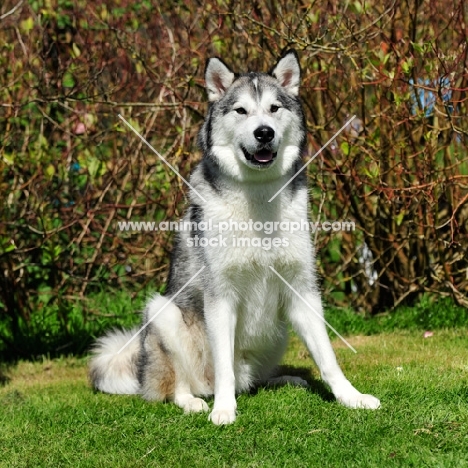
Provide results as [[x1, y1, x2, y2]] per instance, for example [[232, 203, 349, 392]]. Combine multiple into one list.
[[20, 17, 34, 32], [45, 164, 55, 178], [395, 210, 405, 226], [62, 72, 75, 88], [212, 36, 224, 54], [71, 43, 81, 58], [401, 59, 412, 75], [340, 142, 350, 156], [2, 153, 14, 165], [411, 42, 424, 54]]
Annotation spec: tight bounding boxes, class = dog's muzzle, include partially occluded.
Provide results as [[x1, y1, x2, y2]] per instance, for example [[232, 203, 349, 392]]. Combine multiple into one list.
[[241, 126, 277, 165]]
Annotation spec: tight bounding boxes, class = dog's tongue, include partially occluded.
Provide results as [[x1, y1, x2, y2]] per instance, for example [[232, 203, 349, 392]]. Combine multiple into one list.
[[254, 149, 273, 162]]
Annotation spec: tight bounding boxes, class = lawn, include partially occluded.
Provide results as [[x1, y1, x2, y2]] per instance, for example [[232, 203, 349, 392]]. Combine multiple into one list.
[[1, 328, 467, 467]]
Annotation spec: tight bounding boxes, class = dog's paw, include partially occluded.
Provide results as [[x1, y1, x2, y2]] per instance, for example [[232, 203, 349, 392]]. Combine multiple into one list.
[[174, 395, 209, 413], [182, 397, 209, 414], [337, 393, 380, 410], [209, 408, 237, 425]]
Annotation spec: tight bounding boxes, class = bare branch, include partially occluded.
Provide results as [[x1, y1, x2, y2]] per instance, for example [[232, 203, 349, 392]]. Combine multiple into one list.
[[0, 0, 24, 20]]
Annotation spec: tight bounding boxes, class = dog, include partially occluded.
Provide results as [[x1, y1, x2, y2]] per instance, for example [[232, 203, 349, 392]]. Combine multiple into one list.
[[89, 50, 380, 425]]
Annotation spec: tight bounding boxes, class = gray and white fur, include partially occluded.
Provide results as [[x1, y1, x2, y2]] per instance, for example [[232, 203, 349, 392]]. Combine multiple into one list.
[[89, 50, 380, 424]]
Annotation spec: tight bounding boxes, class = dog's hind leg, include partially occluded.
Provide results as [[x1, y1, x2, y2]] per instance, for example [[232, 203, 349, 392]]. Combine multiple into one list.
[[173, 382, 209, 413], [141, 295, 212, 413], [139, 329, 176, 402]]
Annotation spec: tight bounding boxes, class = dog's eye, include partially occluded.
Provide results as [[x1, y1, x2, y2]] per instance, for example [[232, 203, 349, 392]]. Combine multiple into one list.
[[270, 105, 280, 113], [235, 107, 247, 115]]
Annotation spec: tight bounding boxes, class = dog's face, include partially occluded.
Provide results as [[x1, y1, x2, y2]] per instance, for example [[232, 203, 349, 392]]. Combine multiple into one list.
[[199, 51, 306, 181]]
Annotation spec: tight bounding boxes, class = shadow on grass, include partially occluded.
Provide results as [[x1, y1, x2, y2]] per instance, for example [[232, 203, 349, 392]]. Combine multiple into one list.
[[0, 369, 11, 387], [249, 364, 335, 403]]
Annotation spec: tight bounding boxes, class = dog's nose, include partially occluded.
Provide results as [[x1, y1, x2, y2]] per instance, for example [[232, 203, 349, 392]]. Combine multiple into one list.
[[254, 126, 275, 143]]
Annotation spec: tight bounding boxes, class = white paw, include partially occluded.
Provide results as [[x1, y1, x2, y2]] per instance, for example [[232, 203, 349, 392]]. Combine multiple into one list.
[[209, 408, 237, 425], [337, 393, 381, 410], [182, 397, 209, 414]]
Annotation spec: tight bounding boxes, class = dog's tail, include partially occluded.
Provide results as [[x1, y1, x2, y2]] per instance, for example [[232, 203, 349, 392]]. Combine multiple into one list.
[[89, 327, 141, 394]]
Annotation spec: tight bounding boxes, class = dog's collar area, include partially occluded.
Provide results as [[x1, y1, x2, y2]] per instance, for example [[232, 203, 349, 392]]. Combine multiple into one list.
[[241, 146, 277, 166]]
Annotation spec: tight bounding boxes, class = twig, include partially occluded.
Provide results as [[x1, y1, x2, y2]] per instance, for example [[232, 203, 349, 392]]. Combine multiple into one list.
[[0, 0, 23, 21]]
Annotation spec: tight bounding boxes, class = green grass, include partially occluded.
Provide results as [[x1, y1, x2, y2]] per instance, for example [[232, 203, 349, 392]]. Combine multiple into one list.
[[1, 329, 467, 467], [2, 287, 466, 361], [0, 288, 146, 361], [326, 296, 468, 335]]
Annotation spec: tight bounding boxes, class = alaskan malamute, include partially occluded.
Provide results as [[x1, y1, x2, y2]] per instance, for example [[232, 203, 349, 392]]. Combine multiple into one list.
[[90, 50, 380, 424]]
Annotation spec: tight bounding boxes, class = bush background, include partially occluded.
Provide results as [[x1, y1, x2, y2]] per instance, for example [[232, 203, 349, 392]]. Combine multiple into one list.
[[0, 0, 467, 359]]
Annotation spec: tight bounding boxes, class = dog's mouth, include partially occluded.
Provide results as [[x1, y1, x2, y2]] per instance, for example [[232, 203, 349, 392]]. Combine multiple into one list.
[[241, 146, 277, 165]]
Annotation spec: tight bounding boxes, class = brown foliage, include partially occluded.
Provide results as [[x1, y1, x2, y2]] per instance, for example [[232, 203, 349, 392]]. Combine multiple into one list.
[[0, 0, 467, 332]]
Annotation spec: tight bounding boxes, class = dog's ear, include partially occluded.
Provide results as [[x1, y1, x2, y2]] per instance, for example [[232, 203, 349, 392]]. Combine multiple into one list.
[[205, 58, 235, 102], [270, 50, 301, 96]]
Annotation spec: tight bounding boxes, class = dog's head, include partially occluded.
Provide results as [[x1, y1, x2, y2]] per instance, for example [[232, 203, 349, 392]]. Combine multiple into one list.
[[199, 51, 306, 181]]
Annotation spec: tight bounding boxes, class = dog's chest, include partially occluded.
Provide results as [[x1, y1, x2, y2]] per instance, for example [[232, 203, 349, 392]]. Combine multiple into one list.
[[233, 269, 287, 344], [201, 186, 311, 268]]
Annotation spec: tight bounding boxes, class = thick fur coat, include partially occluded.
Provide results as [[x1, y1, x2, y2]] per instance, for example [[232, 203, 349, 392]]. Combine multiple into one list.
[[89, 51, 380, 425]]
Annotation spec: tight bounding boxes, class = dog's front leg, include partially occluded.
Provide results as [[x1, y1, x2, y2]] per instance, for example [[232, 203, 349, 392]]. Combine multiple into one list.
[[288, 291, 380, 409], [204, 293, 238, 425]]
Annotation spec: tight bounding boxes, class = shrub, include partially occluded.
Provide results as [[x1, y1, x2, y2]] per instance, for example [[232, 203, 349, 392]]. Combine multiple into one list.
[[0, 0, 466, 357]]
